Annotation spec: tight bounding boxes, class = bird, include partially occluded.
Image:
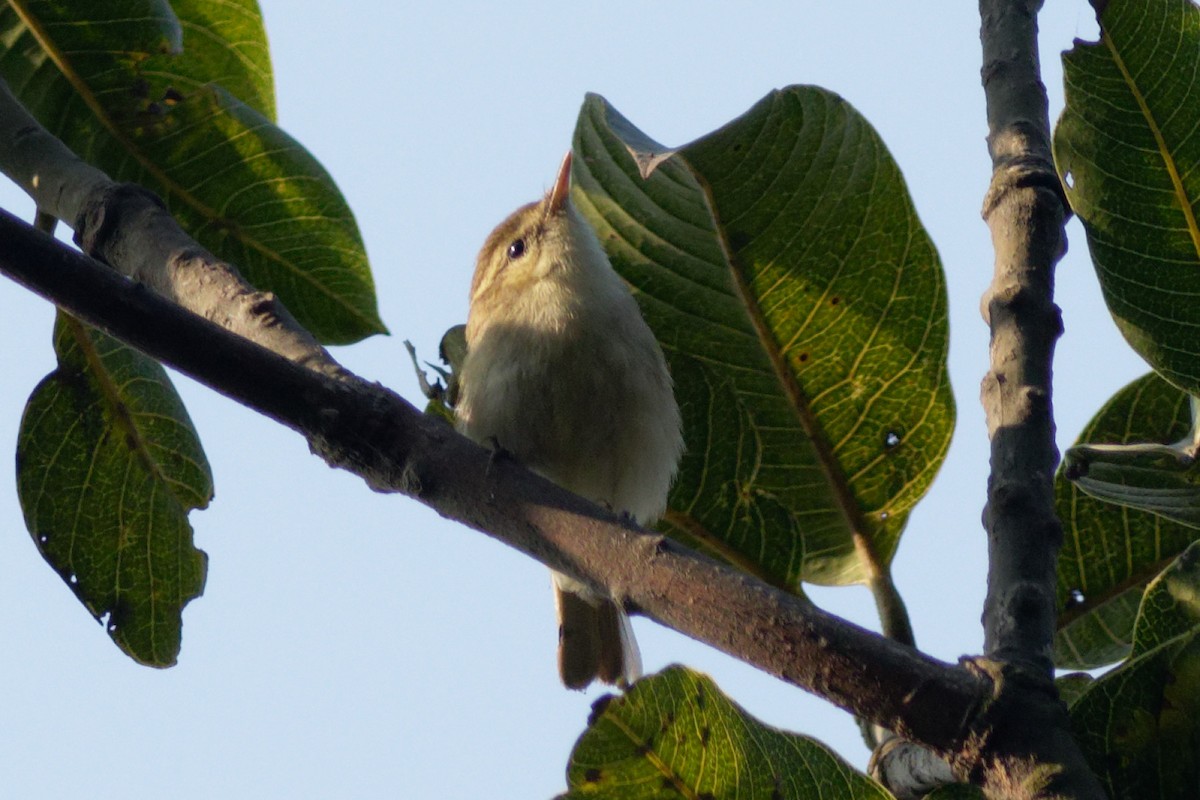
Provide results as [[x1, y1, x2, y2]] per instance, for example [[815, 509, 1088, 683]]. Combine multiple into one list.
[[455, 151, 683, 689]]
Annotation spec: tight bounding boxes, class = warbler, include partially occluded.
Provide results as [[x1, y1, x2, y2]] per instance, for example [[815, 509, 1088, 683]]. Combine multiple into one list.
[[456, 152, 683, 689]]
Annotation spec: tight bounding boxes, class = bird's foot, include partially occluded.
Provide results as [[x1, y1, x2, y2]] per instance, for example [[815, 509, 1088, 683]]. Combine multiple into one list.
[[484, 436, 514, 476]]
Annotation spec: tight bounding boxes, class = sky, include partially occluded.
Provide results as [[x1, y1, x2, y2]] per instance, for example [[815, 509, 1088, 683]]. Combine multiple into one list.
[[0, 2, 1144, 798]]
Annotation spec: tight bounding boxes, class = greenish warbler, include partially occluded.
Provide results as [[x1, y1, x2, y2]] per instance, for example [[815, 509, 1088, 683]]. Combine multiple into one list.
[[456, 152, 683, 689]]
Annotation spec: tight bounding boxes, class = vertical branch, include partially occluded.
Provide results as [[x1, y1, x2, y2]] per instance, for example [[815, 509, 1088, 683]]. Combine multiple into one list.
[[977, 0, 1065, 672], [973, 5, 1111, 798]]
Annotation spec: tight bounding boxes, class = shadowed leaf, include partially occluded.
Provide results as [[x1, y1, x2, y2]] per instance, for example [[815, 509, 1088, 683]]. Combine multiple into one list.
[[572, 88, 953, 588], [1055, 0, 1200, 394], [1055, 372, 1198, 669], [1131, 540, 1200, 657], [16, 314, 211, 666], [1068, 543, 1200, 798], [559, 666, 891, 800]]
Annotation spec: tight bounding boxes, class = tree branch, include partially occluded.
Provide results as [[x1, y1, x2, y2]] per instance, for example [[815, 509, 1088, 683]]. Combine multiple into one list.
[[0, 206, 987, 753], [0, 41, 1110, 792], [0, 77, 344, 378], [0, 74, 994, 762], [972, 1, 1108, 798], [978, 0, 1063, 674]]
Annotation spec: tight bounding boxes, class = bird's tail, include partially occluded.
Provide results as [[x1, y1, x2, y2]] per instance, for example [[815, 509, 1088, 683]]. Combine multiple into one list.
[[553, 574, 641, 690]]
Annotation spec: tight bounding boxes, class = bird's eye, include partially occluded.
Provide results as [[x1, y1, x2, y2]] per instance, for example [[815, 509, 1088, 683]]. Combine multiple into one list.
[[506, 239, 526, 260]]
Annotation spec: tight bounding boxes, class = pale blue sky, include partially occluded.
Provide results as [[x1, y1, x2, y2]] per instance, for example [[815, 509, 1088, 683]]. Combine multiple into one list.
[[0, 2, 1137, 798]]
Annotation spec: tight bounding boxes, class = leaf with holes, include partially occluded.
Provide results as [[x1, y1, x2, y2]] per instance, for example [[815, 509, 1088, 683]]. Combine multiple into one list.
[[16, 314, 211, 666], [0, 0, 383, 343], [572, 88, 953, 589], [558, 666, 891, 800], [1054, 372, 1199, 670], [1068, 543, 1200, 797], [1055, 0, 1200, 394]]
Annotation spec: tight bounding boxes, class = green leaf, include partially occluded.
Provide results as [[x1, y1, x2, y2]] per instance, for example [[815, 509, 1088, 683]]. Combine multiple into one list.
[[573, 88, 953, 587], [559, 666, 892, 800], [1055, 373, 1199, 669], [164, 0, 276, 121], [1055, 0, 1200, 394], [1070, 634, 1200, 798], [1068, 545, 1200, 798], [0, 1, 384, 344], [1055, 673, 1095, 709], [1131, 540, 1200, 657], [15, 314, 211, 666]]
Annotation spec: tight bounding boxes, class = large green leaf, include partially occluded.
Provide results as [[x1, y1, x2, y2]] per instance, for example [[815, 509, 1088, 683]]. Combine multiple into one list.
[[559, 666, 892, 800], [572, 88, 953, 587], [1054, 0, 1200, 394], [16, 314, 211, 666], [1068, 543, 1200, 798], [1054, 373, 1198, 669], [0, 0, 384, 344]]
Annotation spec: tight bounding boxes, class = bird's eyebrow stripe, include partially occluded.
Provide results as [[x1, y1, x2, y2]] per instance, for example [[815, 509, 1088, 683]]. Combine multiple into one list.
[[470, 201, 539, 299]]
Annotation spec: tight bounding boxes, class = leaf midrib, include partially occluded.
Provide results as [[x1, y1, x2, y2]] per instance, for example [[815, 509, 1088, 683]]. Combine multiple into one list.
[[1104, 26, 1200, 260], [1058, 551, 1178, 630], [683, 158, 887, 589], [599, 692, 702, 800], [64, 316, 175, 497]]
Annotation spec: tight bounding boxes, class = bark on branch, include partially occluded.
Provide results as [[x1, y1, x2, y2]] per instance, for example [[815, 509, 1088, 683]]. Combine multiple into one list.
[[0, 78, 344, 379], [0, 207, 987, 755], [971, 1, 1107, 798], [979, 0, 1064, 673]]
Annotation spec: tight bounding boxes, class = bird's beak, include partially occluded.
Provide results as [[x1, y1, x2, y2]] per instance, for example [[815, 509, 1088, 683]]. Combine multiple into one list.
[[546, 151, 573, 215]]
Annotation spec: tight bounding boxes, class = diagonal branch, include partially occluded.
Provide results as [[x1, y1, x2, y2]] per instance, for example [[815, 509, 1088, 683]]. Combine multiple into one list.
[[0, 205, 984, 754], [0, 77, 344, 379], [0, 46, 1111, 795], [0, 75, 974, 741]]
